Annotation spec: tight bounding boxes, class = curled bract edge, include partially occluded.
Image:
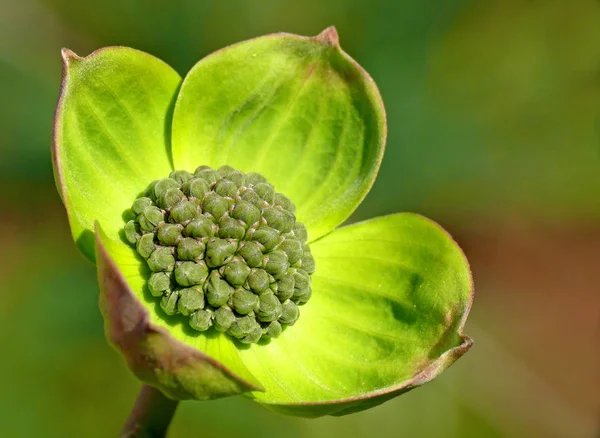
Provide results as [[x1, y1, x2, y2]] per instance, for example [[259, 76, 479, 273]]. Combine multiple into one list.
[[95, 222, 264, 400]]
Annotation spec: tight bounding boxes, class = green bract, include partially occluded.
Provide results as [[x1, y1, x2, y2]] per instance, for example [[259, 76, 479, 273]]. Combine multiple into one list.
[[52, 27, 473, 417]]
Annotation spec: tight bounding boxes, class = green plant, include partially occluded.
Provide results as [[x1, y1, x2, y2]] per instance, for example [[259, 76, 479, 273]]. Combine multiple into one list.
[[53, 27, 473, 436]]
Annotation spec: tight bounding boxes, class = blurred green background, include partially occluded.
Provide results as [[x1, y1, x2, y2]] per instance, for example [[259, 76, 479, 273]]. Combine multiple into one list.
[[1, 0, 598, 437]]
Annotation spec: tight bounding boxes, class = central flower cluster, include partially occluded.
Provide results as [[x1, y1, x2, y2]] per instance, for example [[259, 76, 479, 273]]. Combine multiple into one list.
[[124, 165, 314, 344]]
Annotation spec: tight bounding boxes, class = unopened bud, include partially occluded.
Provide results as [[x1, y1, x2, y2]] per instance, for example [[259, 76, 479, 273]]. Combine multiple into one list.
[[274, 193, 295, 214], [246, 268, 270, 293], [153, 178, 180, 202], [194, 166, 218, 185], [221, 259, 251, 286], [231, 201, 260, 226], [256, 292, 282, 322], [214, 178, 238, 198], [262, 207, 294, 233], [250, 226, 280, 251], [183, 178, 210, 200], [253, 182, 275, 204], [131, 197, 153, 215], [218, 217, 245, 240], [227, 315, 258, 340], [177, 286, 204, 316], [189, 308, 213, 331], [157, 223, 183, 246], [160, 289, 180, 315], [237, 241, 263, 268], [277, 238, 303, 265], [213, 305, 236, 332], [231, 288, 259, 315], [124, 220, 139, 245], [148, 272, 171, 297], [174, 261, 208, 287], [262, 320, 282, 339], [158, 188, 185, 210], [136, 233, 156, 259], [275, 271, 295, 301], [176, 237, 205, 261], [279, 300, 299, 325], [205, 272, 234, 307], [264, 250, 289, 278], [301, 251, 316, 274], [138, 206, 164, 232], [205, 238, 237, 268], [185, 216, 214, 238], [202, 193, 229, 219], [245, 172, 267, 186], [169, 170, 193, 185], [147, 247, 175, 272]]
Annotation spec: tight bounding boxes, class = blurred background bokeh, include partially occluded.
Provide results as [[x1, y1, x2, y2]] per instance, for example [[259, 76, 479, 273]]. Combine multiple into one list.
[[1, 0, 598, 437]]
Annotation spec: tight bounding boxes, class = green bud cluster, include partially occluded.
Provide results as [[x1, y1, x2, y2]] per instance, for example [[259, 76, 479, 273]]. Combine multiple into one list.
[[124, 165, 314, 344]]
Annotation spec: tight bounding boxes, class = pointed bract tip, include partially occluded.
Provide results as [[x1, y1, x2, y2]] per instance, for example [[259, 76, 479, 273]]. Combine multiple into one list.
[[61, 48, 81, 65], [315, 26, 340, 47]]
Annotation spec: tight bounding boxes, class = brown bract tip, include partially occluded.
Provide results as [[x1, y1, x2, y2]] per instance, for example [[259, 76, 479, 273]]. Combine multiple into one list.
[[315, 26, 340, 47], [61, 48, 81, 65]]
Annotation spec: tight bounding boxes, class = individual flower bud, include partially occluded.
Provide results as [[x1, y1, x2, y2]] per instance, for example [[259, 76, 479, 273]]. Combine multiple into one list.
[[148, 272, 171, 297], [138, 206, 164, 232], [169, 170, 194, 185], [237, 241, 263, 268], [218, 216, 245, 240], [262, 320, 282, 339], [262, 206, 294, 233], [274, 192, 296, 214], [158, 188, 185, 209], [177, 286, 205, 316], [275, 271, 295, 302], [194, 166, 218, 185], [277, 238, 303, 265], [189, 308, 213, 332], [202, 193, 228, 219], [292, 269, 311, 302], [153, 178, 180, 202], [136, 233, 155, 259], [160, 289, 180, 316], [147, 247, 175, 272], [124, 220, 139, 245], [279, 299, 300, 325], [240, 325, 263, 344], [240, 188, 263, 208], [205, 272, 234, 306], [227, 315, 258, 339], [231, 288, 259, 315], [176, 237, 205, 261], [217, 165, 236, 179], [157, 223, 183, 246], [214, 178, 238, 198], [170, 200, 198, 224], [231, 200, 261, 227], [292, 222, 308, 243], [174, 261, 208, 287], [264, 250, 289, 278], [205, 238, 237, 268], [246, 268, 270, 293], [221, 259, 251, 286], [185, 216, 214, 238], [301, 251, 316, 274], [213, 305, 236, 332], [228, 170, 246, 188], [250, 226, 280, 251], [183, 178, 210, 199], [245, 172, 267, 186], [256, 292, 282, 322], [253, 182, 275, 204], [131, 197, 153, 215]]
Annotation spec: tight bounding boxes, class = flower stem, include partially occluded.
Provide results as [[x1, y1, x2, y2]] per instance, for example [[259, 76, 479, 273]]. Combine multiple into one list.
[[120, 385, 179, 438]]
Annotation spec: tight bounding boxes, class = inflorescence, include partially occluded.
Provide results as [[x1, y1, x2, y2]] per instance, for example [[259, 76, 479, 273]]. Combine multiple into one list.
[[124, 165, 314, 344]]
